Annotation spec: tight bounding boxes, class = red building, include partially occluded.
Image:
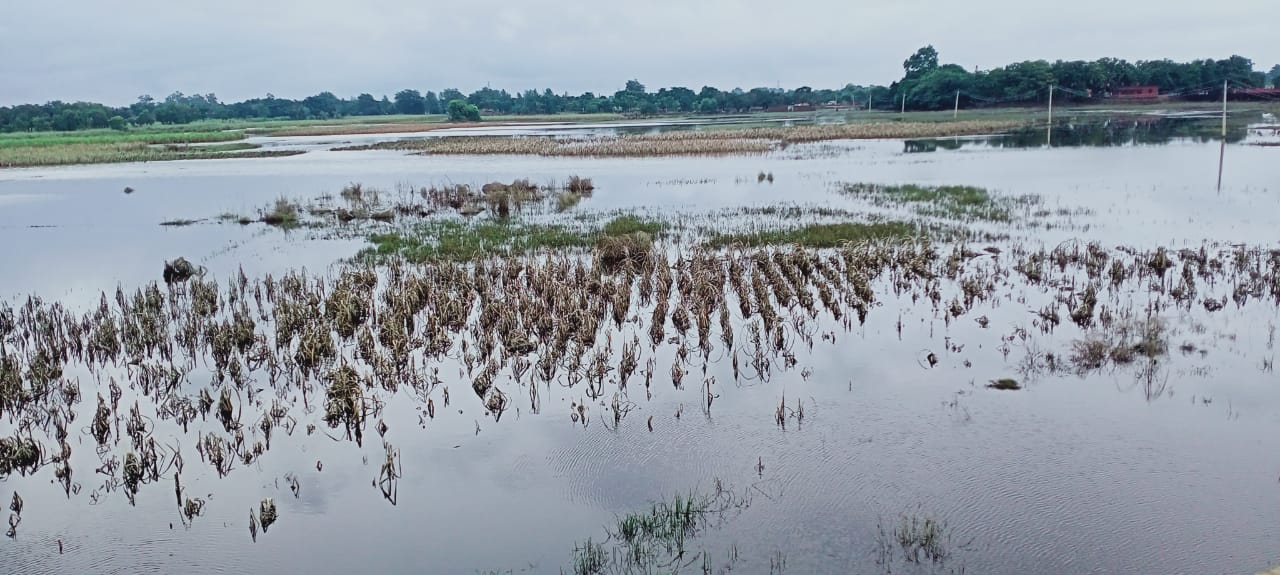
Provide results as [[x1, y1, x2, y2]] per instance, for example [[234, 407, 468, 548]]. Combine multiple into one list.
[[1112, 86, 1159, 100]]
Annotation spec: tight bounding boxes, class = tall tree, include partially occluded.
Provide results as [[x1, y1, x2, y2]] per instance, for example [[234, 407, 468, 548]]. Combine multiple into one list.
[[904, 46, 940, 79], [423, 91, 442, 114], [393, 89, 427, 114], [354, 93, 381, 116]]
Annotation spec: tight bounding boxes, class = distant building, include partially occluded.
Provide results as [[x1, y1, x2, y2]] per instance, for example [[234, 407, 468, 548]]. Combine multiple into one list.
[[766, 103, 816, 113], [1112, 86, 1159, 100]]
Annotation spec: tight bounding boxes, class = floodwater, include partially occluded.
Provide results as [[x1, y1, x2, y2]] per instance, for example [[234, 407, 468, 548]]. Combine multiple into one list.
[[1, 115, 1279, 575]]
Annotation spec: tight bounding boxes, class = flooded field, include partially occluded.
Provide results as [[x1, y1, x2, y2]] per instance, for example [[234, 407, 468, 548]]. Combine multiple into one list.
[[1, 114, 1279, 575]]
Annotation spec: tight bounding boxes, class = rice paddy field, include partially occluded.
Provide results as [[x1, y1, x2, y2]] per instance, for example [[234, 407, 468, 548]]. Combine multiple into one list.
[[1, 109, 1279, 574]]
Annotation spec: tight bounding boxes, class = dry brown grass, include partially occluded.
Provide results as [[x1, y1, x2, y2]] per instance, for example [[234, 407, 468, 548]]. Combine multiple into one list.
[[334, 120, 1027, 158], [262, 121, 523, 137]]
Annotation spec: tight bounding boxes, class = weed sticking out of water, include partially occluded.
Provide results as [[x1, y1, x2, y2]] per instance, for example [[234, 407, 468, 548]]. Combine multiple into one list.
[[159, 219, 200, 227], [876, 511, 965, 570], [1070, 315, 1171, 374], [566, 479, 749, 573], [565, 175, 595, 194], [259, 198, 302, 228]]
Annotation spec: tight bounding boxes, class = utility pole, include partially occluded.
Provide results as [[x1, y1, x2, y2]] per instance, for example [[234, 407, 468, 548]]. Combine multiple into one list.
[[1046, 85, 1054, 146], [1218, 80, 1228, 192], [953, 90, 960, 119], [901, 93, 906, 116], [867, 92, 872, 112], [1221, 80, 1229, 138]]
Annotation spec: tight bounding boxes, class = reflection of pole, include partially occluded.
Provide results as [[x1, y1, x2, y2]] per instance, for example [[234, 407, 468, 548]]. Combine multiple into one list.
[[1218, 80, 1227, 192], [1047, 85, 1054, 146], [1217, 142, 1226, 193], [954, 90, 960, 119]]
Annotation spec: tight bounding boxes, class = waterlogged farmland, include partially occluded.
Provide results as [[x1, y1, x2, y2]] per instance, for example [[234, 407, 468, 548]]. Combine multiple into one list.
[[1, 112, 1279, 574]]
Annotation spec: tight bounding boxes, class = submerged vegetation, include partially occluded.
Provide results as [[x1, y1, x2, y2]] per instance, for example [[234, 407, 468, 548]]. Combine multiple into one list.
[[567, 480, 750, 574], [0, 227, 1274, 539]]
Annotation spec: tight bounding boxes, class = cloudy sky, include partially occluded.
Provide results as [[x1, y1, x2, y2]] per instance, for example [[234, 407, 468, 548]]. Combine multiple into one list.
[[1, 0, 1273, 106]]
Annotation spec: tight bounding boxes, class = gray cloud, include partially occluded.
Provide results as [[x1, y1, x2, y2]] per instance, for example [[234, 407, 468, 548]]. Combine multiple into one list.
[[0, 0, 1273, 106]]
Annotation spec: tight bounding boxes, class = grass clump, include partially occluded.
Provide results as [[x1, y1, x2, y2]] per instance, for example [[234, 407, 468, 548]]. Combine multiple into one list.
[[596, 232, 653, 269], [706, 221, 920, 248], [588, 480, 747, 570], [259, 198, 302, 228], [986, 378, 1022, 390], [565, 175, 595, 193], [840, 183, 1036, 223], [894, 513, 951, 564], [601, 214, 666, 237]]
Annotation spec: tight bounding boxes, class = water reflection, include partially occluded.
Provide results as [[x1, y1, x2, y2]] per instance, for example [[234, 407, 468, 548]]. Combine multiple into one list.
[[904, 116, 1253, 152]]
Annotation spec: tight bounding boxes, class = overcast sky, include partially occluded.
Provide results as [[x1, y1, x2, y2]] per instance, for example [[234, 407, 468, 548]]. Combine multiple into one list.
[[1, 0, 1273, 106]]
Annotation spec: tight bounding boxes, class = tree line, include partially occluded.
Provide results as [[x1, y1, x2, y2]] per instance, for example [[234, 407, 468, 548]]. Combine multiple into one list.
[[1, 49, 1275, 133], [892, 46, 1274, 111]]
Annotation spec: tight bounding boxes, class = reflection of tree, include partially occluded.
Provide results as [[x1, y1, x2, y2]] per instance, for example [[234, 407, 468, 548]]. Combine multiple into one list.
[[902, 139, 965, 153], [904, 117, 1251, 153]]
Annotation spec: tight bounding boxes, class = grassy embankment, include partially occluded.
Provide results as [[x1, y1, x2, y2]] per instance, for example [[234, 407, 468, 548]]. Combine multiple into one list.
[[0, 129, 299, 168]]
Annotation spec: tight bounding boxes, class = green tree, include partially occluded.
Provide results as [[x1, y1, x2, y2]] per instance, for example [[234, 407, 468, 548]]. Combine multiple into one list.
[[354, 93, 381, 116], [393, 89, 427, 114], [907, 65, 973, 109], [446, 99, 481, 122], [696, 97, 719, 113], [440, 89, 466, 104], [108, 116, 127, 131], [904, 45, 940, 79], [303, 92, 341, 118], [423, 91, 442, 114]]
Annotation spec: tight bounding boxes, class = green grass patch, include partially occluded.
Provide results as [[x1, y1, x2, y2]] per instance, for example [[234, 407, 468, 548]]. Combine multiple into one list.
[[839, 183, 1039, 223], [0, 130, 243, 149], [987, 378, 1022, 390], [601, 214, 666, 237], [706, 221, 921, 248], [0, 128, 287, 167], [362, 219, 593, 262], [359, 213, 667, 263]]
